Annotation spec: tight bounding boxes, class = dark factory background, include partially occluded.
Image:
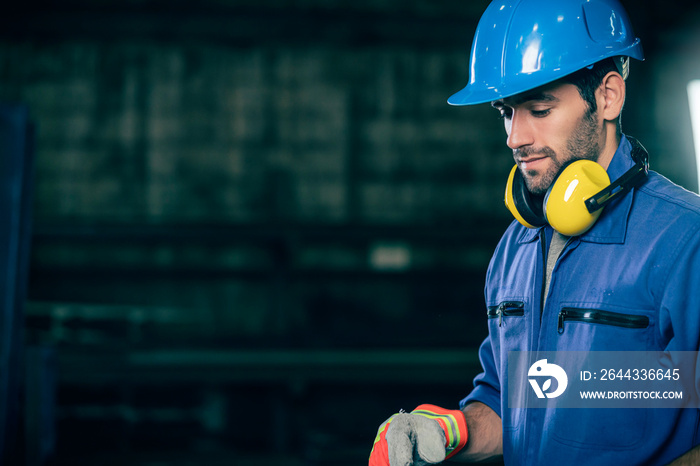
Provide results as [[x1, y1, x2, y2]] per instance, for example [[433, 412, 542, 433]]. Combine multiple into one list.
[[1, 0, 699, 464]]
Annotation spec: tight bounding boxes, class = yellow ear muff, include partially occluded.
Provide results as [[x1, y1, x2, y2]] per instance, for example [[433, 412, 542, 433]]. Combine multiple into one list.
[[505, 165, 547, 229], [505, 165, 535, 228], [544, 160, 611, 236]]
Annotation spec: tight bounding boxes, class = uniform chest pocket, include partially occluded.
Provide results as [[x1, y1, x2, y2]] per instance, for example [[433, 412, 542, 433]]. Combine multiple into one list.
[[552, 307, 652, 448], [557, 308, 649, 333], [488, 300, 529, 434], [487, 301, 529, 349]]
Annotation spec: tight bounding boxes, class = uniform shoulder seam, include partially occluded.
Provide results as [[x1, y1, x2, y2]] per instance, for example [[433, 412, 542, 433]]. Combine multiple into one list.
[[637, 182, 700, 217]]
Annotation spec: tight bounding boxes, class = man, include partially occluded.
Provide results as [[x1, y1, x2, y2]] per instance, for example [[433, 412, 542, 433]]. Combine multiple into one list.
[[369, 0, 700, 464]]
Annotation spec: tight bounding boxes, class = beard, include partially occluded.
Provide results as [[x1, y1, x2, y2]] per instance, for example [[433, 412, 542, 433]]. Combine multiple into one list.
[[517, 107, 601, 195]]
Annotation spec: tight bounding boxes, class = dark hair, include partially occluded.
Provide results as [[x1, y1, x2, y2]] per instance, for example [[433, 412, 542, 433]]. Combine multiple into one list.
[[560, 58, 619, 113]]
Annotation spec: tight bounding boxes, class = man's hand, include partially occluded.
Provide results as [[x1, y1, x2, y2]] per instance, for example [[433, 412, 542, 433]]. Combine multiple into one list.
[[369, 404, 468, 465]]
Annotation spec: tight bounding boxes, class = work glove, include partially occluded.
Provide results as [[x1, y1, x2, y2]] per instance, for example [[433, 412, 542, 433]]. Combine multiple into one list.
[[369, 404, 468, 465]]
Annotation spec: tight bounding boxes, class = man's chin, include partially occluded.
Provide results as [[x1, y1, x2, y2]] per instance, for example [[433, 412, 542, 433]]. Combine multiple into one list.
[[523, 175, 551, 196]]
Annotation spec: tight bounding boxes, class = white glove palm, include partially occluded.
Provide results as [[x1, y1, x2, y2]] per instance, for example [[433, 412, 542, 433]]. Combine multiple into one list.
[[386, 413, 447, 465]]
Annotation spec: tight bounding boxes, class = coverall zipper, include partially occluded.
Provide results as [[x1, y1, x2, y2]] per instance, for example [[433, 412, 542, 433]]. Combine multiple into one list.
[[487, 301, 525, 326], [557, 308, 650, 334]]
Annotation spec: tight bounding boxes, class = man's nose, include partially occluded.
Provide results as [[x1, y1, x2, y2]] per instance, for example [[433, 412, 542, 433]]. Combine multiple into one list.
[[506, 111, 534, 150]]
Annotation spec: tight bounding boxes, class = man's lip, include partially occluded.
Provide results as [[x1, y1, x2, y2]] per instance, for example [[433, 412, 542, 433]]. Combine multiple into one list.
[[517, 156, 548, 170], [516, 155, 547, 164]]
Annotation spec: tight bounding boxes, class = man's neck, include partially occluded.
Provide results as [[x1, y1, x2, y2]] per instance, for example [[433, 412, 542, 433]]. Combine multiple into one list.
[[596, 123, 621, 170]]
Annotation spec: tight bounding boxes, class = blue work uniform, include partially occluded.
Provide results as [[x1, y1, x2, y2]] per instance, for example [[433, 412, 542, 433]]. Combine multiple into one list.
[[461, 135, 700, 465]]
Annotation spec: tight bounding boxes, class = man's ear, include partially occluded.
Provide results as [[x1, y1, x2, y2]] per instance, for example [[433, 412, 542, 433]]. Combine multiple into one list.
[[599, 71, 626, 121]]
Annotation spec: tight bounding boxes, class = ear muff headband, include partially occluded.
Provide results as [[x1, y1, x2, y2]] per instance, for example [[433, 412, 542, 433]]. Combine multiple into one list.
[[585, 148, 648, 213]]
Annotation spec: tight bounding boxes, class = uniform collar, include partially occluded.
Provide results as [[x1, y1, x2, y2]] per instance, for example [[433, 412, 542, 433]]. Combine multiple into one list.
[[517, 134, 641, 245]]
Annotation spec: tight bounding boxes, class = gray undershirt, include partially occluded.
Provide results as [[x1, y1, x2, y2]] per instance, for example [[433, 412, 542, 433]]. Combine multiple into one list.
[[543, 231, 569, 310]]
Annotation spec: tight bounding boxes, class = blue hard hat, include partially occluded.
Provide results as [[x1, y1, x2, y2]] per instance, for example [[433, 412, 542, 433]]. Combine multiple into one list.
[[448, 0, 644, 106]]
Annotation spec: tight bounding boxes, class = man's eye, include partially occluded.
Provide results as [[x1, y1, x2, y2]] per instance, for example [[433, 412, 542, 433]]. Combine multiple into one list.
[[531, 109, 551, 117]]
